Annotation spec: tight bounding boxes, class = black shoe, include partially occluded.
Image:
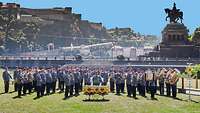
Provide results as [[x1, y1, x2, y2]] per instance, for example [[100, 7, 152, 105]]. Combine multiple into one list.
[[133, 97, 138, 99], [17, 95, 22, 98]]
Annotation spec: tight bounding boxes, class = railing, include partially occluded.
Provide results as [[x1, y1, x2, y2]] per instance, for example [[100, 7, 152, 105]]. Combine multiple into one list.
[[0, 55, 200, 62], [0, 56, 74, 60]]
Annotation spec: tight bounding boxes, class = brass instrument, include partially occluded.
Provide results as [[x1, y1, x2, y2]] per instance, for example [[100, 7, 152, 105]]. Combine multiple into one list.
[[159, 68, 167, 76], [169, 71, 179, 85], [145, 69, 153, 81], [165, 69, 173, 84], [158, 68, 166, 82]]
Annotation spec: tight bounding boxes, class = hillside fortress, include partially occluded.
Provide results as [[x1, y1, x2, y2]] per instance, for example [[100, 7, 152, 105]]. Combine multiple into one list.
[[0, 2, 110, 50]]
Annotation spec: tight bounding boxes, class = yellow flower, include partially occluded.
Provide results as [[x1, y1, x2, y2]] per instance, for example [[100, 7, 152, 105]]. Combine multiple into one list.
[[83, 86, 109, 95], [186, 66, 192, 75]]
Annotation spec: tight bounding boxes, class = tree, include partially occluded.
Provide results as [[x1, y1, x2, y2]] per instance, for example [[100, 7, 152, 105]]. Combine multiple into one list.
[[0, 7, 40, 53], [192, 27, 200, 45], [0, 7, 22, 53]]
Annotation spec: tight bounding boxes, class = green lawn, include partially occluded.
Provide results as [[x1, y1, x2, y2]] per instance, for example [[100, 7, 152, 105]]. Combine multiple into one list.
[[0, 69, 200, 113]]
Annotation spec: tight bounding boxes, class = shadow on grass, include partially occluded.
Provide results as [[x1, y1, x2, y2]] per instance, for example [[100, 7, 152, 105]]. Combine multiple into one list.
[[33, 97, 41, 100], [127, 96, 139, 100], [62, 96, 74, 100], [151, 98, 158, 101], [191, 100, 199, 103], [58, 91, 64, 94], [9, 91, 16, 94], [0, 91, 15, 95], [12, 96, 22, 99], [173, 97, 183, 101], [161, 95, 200, 103], [115, 94, 122, 96], [161, 95, 182, 100], [146, 97, 158, 101], [180, 99, 199, 103], [0, 92, 5, 95], [82, 99, 110, 102]]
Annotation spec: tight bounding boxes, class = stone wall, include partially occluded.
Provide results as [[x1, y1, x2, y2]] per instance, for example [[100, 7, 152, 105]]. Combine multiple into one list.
[[0, 2, 111, 52]]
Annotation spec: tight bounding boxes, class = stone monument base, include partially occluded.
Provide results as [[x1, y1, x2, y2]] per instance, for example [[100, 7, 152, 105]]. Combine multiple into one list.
[[149, 23, 200, 58]]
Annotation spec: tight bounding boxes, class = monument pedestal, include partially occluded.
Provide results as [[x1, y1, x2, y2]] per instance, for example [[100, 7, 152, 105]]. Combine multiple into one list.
[[154, 23, 198, 58], [161, 23, 189, 45], [147, 3, 200, 58]]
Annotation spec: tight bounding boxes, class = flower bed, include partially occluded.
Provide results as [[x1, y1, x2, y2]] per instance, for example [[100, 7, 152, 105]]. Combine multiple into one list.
[[83, 86, 109, 100], [83, 86, 109, 96]]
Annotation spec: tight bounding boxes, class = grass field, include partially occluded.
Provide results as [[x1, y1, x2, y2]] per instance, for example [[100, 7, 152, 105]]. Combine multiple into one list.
[[0, 69, 200, 113]]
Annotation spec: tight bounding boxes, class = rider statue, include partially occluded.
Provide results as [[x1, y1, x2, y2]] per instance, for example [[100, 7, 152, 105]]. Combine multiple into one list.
[[165, 3, 183, 23]]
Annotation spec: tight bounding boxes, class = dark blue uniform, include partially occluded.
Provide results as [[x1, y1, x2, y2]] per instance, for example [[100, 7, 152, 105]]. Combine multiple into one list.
[[27, 73, 33, 94], [22, 73, 29, 95], [131, 72, 138, 98], [58, 70, 64, 92], [115, 72, 121, 95], [51, 70, 57, 93], [69, 73, 75, 96], [126, 72, 132, 97], [13, 70, 19, 92], [149, 73, 156, 99], [36, 72, 42, 97], [46, 71, 52, 94], [74, 71, 81, 95], [40, 72, 46, 96], [159, 72, 165, 96], [101, 71, 109, 85], [2, 70, 12, 93], [15, 70, 23, 97], [109, 72, 115, 93], [64, 71, 70, 98]]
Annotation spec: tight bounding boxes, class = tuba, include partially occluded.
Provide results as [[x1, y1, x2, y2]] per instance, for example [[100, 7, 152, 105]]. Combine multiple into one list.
[[169, 71, 179, 85], [165, 69, 173, 84], [145, 69, 153, 81], [158, 68, 166, 82]]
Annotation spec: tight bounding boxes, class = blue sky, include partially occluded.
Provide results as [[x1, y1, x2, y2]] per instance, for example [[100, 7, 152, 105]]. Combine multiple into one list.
[[1, 0, 200, 36]]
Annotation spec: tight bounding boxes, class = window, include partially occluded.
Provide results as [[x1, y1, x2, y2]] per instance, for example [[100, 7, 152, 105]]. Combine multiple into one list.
[[177, 35, 180, 40], [168, 34, 172, 38], [173, 35, 176, 40]]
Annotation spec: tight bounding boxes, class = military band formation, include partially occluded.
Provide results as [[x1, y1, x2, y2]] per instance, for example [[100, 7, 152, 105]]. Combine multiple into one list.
[[2, 66, 179, 100]]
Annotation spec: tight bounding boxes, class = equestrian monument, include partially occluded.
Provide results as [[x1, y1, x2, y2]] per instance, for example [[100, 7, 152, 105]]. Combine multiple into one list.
[[150, 3, 199, 58]]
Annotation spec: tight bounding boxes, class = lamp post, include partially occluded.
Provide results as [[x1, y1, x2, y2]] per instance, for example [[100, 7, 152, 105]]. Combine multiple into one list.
[[70, 42, 73, 60], [196, 71, 198, 89], [71, 36, 76, 59], [189, 72, 192, 101], [187, 62, 193, 101]]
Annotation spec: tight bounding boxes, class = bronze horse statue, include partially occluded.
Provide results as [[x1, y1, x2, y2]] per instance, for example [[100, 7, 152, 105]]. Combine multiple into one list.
[[165, 3, 183, 23]]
